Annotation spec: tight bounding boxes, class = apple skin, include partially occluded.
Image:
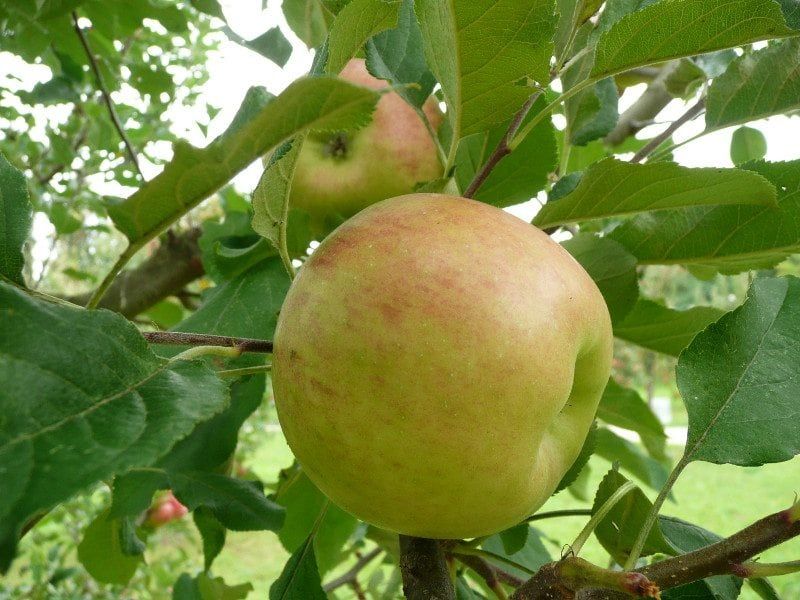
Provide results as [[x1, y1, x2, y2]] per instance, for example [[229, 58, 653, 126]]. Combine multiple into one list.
[[290, 59, 443, 232], [145, 491, 188, 528], [272, 194, 613, 539]]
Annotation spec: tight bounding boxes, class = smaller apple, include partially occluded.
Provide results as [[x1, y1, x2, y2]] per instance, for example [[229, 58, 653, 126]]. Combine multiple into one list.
[[289, 58, 443, 234], [144, 491, 188, 528]]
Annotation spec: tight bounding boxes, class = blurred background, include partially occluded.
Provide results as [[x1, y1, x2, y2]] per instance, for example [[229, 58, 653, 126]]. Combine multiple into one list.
[[1, 0, 799, 597]]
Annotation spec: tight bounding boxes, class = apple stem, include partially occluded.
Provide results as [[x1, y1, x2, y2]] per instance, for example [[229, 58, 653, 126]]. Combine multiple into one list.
[[142, 331, 274, 353]]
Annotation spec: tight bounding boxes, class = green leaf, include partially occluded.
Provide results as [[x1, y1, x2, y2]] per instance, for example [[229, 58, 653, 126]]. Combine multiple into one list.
[[707, 39, 800, 131], [0, 283, 227, 571], [415, 0, 555, 139], [171, 472, 284, 531], [0, 154, 32, 286], [274, 466, 358, 574], [194, 508, 227, 571], [283, 0, 332, 48], [454, 95, 557, 207], [678, 276, 800, 466], [594, 428, 670, 490], [730, 126, 767, 166], [561, 233, 638, 324], [142, 299, 184, 329], [170, 257, 291, 344], [777, 0, 800, 28], [597, 379, 668, 462], [481, 527, 551, 579], [326, 0, 400, 74], [555, 421, 597, 493], [199, 211, 275, 283], [592, 469, 673, 564], [269, 536, 327, 600], [609, 160, 800, 273], [614, 299, 724, 357], [365, 0, 436, 107], [533, 158, 777, 228], [173, 572, 254, 600], [77, 510, 143, 585], [107, 77, 379, 245], [190, 0, 225, 18], [566, 76, 619, 147], [244, 27, 293, 67], [591, 0, 793, 79], [499, 522, 529, 555], [456, 576, 484, 599], [748, 577, 782, 600]]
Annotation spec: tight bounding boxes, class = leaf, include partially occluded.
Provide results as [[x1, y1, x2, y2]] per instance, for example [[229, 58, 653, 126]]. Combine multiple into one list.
[[0, 153, 32, 286], [365, 0, 436, 107], [555, 421, 597, 493], [730, 126, 767, 166], [173, 572, 254, 600], [499, 522, 529, 555], [415, 0, 555, 139], [566, 76, 619, 147], [283, 0, 332, 48], [591, 0, 793, 79], [171, 472, 284, 531], [561, 234, 638, 324], [777, 0, 800, 28], [252, 140, 304, 256], [594, 428, 670, 490], [456, 576, 484, 599], [274, 466, 358, 574], [614, 299, 724, 357], [597, 379, 668, 462], [678, 276, 800, 466], [107, 77, 379, 246], [748, 577, 782, 600], [454, 95, 558, 207], [661, 579, 742, 600], [481, 527, 551, 579], [194, 507, 227, 572], [77, 510, 143, 585], [706, 39, 800, 131], [244, 27, 293, 67], [592, 469, 673, 564], [533, 158, 777, 228], [0, 283, 227, 571], [325, 0, 400, 74], [190, 0, 225, 18], [269, 536, 327, 600], [610, 160, 800, 273]]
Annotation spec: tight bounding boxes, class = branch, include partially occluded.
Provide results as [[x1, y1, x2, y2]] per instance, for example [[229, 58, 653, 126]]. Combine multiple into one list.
[[604, 61, 680, 147], [629, 97, 706, 164], [456, 552, 524, 591], [142, 331, 274, 353], [323, 549, 383, 592], [68, 228, 204, 317], [71, 11, 144, 180], [463, 92, 542, 199], [399, 536, 456, 600]]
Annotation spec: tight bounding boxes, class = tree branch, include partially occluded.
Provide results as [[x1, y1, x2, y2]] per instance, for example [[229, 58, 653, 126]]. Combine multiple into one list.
[[142, 331, 274, 353], [456, 552, 524, 590], [71, 11, 144, 180], [67, 228, 204, 317], [399, 536, 456, 600], [323, 549, 383, 592], [629, 97, 706, 164], [463, 92, 542, 199]]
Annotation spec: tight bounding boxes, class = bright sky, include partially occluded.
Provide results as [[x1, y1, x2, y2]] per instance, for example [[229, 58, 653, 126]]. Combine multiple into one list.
[[4, 0, 800, 269]]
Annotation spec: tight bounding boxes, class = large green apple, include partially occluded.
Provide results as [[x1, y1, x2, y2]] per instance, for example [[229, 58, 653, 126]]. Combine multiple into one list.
[[289, 59, 443, 233], [272, 194, 613, 539]]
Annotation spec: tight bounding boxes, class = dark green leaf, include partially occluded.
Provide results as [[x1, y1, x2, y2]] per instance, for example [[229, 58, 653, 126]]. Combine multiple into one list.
[[679, 276, 800, 466], [0, 284, 227, 571], [173, 572, 253, 600], [499, 522, 529, 555], [533, 158, 777, 228], [598, 379, 668, 462], [245, 27, 293, 67], [777, 0, 800, 28], [0, 154, 32, 285], [365, 0, 436, 107], [594, 428, 670, 490], [269, 536, 327, 600], [326, 0, 400, 74], [77, 510, 143, 585], [190, 0, 225, 18], [194, 507, 227, 571], [482, 526, 551, 579], [748, 577, 782, 600], [171, 472, 284, 531], [454, 96, 557, 207], [562, 233, 639, 324], [283, 0, 331, 48], [591, 0, 793, 79], [614, 299, 724, 357]]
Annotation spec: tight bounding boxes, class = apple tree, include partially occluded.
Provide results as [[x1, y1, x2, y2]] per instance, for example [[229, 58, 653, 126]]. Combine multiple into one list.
[[2, 0, 800, 598]]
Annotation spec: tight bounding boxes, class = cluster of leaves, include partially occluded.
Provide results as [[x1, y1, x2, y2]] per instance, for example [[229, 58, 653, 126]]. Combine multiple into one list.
[[2, 0, 800, 598]]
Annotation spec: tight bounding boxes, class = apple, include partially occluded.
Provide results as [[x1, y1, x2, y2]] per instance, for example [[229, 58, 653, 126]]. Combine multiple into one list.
[[145, 491, 188, 528], [289, 59, 443, 234], [272, 194, 613, 539]]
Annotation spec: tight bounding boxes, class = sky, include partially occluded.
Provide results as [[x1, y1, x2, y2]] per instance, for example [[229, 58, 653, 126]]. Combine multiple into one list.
[[4, 0, 800, 267]]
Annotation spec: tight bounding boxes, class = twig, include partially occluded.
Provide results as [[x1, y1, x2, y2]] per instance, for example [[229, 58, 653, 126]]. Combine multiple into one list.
[[399, 536, 456, 600], [323, 548, 383, 592], [71, 11, 144, 180], [526, 509, 593, 523], [629, 97, 706, 163], [142, 331, 274, 353], [456, 553, 524, 592], [463, 92, 541, 199]]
